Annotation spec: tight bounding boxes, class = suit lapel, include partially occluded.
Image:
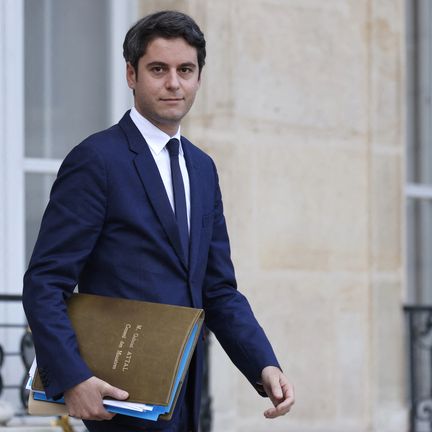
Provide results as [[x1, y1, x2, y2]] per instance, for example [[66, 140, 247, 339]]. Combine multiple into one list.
[[119, 112, 188, 270], [182, 137, 203, 279]]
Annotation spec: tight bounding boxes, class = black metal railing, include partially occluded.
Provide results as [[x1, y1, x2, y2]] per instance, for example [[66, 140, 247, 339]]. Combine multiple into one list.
[[0, 294, 34, 410], [405, 305, 432, 432]]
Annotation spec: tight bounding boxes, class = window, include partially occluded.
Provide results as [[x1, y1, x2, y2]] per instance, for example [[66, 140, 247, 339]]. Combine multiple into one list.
[[406, 0, 432, 304], [24, 0, 112, 264], [0, 0, 136, 410]]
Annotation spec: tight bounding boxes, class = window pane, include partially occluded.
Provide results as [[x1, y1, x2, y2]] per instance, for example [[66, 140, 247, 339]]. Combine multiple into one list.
[[406, 0, 432, 185], [24, 0, 110, 160], [25, 173, 56, 266], [407, 198, 432, 304]]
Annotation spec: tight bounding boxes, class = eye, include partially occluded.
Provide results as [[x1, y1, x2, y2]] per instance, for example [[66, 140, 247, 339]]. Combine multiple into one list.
[[150, 65, 165, 74], [178, 65, 195, 78]]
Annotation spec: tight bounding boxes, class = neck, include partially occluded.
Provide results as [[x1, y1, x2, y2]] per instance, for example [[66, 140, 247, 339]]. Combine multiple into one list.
[[133, 107, 180, 137]]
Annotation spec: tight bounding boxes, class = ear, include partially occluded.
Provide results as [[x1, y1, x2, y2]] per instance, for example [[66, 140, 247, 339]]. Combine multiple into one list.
[[126, 62, 136, 90]]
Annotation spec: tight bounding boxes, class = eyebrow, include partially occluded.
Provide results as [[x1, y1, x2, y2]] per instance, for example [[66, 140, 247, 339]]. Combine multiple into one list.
[[178, 62, 197, 69], [146, 61, 197, 69]]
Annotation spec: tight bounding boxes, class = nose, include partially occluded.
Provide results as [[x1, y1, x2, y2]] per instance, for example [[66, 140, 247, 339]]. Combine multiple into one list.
[[165, 69, 180, 90]]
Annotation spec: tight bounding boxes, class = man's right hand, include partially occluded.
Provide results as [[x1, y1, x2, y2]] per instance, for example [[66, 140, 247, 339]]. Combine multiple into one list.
[[64, 376, 129, 421]]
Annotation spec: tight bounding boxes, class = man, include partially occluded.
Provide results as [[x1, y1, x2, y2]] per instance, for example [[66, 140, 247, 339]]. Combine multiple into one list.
[[23, 10, 294, 432]]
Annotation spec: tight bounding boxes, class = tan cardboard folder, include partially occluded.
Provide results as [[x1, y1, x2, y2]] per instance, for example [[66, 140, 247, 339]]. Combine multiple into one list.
[[31, 293, 204, 418], [28, 391, 68, 416]]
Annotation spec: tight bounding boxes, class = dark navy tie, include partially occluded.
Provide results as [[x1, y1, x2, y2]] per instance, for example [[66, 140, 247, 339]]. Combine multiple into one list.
[[166, 138, 189, 263]]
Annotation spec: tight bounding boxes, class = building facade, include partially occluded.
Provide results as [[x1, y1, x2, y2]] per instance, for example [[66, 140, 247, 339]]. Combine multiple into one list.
[[0, 0, 412, 431]]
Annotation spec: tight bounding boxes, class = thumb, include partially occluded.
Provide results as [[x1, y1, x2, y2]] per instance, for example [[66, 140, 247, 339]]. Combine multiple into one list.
[[103, 384, 129, 401]]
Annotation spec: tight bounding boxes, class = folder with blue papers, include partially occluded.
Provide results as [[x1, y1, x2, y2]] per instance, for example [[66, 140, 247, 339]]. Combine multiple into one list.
[[29, 293, 204, 421]]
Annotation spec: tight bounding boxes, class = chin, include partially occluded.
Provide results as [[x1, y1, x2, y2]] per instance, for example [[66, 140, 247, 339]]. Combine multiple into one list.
[[160, 112, 185, 123]]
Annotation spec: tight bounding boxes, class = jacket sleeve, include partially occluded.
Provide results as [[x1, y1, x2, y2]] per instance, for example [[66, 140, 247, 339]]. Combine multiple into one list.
[[202, 161, 280, 395], [23, 142, 107, 398]]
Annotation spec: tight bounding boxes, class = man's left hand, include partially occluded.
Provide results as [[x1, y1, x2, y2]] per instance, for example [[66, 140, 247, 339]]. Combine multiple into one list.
[[261, 366, 295, 418]]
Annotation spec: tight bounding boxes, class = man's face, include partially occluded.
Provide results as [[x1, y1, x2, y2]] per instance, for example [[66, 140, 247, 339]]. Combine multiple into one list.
[[126, 37, 201, 136]]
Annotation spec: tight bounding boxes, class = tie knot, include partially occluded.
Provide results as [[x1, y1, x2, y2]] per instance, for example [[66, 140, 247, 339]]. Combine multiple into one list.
[[166, 138, 180, 157]]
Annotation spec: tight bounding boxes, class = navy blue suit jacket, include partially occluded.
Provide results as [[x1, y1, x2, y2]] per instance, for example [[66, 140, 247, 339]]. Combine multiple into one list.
[[23, 112, 279, 430]]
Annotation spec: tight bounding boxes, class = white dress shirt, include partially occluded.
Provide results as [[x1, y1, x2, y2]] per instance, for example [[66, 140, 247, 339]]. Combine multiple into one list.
[[129, 107, 191, 230]]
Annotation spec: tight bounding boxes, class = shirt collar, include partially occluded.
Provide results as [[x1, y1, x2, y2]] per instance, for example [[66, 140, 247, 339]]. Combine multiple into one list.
[[130, 107, 182, 156]]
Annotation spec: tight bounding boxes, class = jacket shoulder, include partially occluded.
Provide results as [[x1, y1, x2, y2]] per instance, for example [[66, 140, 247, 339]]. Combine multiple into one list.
[[76, 124, 126, 156]]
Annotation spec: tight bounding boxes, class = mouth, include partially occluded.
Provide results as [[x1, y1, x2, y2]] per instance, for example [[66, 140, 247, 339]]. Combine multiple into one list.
[[160, 98, 184, 103]]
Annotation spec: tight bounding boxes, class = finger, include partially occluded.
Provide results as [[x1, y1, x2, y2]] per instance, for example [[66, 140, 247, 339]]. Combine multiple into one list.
[[83, 412, 115, 421], [68, 396, 115, 421], [80, 406, 116, 421], [94, 410, 116, 421], [264, 383, 295, 419], [93, 405, 117, 421], [264, 397, 294, 418], [268, 375, 283, 400], [281, 381, 295, 401], [102, 383, 129, 400]]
